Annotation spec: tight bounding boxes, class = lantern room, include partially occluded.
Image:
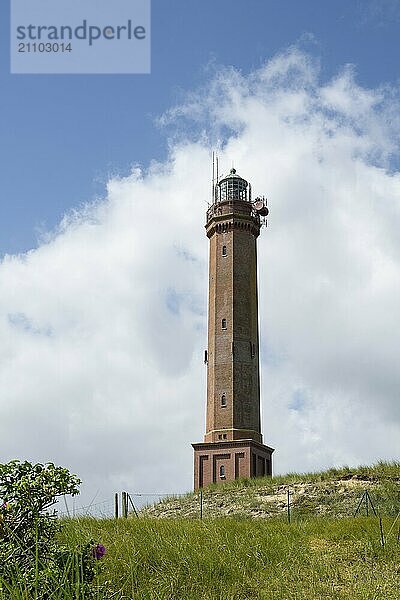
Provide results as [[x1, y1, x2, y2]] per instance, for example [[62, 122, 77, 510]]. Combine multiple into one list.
[[217, 168, 251, 202]]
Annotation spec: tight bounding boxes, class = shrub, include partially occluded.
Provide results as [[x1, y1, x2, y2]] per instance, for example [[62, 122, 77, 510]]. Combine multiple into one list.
[[0, 460, 104, 598]]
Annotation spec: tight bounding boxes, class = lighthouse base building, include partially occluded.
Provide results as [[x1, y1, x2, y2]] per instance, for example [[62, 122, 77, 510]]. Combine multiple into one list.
[[193, 440, 273, 489], [192, 167, 274, 490]]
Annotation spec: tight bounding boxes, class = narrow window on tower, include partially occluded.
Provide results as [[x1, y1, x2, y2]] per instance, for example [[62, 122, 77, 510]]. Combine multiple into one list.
[[221, 394, 227, 408], [221, 318, 227, 330], [222, 245, 227, 256], [219, 465, 226, 479]]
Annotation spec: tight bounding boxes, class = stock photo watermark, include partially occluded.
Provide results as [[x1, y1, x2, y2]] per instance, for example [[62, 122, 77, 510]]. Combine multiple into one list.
[[11, 0, 151, 74]]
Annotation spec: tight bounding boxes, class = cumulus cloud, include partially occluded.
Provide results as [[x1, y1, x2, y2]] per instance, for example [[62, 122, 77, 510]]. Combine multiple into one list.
[[1, 49, 399, 510]]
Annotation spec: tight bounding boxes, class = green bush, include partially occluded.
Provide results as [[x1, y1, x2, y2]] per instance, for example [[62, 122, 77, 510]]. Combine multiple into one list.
[[0, 460, 104, 598]]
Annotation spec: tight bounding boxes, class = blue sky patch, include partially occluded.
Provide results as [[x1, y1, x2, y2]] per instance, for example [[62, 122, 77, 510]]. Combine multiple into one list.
[[8, 312, 54, 337], [289, 389, 308, 412]]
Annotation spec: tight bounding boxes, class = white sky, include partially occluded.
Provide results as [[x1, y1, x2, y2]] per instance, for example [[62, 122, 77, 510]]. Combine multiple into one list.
[[1, 50, 399, 510]]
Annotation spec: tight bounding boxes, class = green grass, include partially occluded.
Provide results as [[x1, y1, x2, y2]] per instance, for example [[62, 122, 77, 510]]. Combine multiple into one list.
[[60, 516, 400, 599], [199, 460, 400, 496], [2, 462, 399, 598]]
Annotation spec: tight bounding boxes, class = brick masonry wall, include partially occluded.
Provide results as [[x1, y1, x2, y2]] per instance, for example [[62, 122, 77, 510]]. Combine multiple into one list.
[[204, 202, 262, 444], [232, 229, 261, 436], [192, 440, 273, 489], [205, 228, 234, 440]]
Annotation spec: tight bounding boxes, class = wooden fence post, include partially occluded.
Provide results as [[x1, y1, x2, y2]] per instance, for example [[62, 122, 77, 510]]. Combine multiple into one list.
[[114, 493, 119, 519]]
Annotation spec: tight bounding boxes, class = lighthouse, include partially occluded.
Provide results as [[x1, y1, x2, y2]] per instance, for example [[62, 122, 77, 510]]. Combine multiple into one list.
[[192, 166, 274, 489]]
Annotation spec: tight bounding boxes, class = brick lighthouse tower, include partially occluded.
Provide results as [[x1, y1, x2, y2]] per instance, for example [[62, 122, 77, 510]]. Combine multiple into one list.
[[192, 166, 274, 489]]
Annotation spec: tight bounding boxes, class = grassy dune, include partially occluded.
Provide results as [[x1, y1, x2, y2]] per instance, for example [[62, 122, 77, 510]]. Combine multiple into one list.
[[2, 463, 399, 598], [58, 462, 400, 599], [141, 461, 400, 520]]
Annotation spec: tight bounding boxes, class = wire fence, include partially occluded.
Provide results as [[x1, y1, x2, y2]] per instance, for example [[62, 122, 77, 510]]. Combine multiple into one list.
[[58, 498, 115, 519], [57, 492, 186, 519]]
